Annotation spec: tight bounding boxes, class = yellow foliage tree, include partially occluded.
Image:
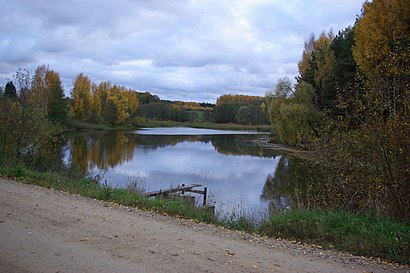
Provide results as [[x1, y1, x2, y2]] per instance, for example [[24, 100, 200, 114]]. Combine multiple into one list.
[[45, 70, 67, 122], [30, 65, 49, 114], [353, 0, 410, 117], [126, 90, 139, 117], [106, 85, 130, 125], [298, 34, 316, 79], [71, 73, 92, 121]]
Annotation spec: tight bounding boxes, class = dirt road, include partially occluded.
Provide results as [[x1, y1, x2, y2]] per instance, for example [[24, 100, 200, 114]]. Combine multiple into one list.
[[0, 179, 406, 273]]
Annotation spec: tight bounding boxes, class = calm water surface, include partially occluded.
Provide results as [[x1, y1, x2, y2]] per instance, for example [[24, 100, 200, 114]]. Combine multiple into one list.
[[65, 128, 306, 219]]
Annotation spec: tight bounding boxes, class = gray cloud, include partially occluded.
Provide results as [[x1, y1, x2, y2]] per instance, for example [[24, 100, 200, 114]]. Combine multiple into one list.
[[0, 0, 362, 102]]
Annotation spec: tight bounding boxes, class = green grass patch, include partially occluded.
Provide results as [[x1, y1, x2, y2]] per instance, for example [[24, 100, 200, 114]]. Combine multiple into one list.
[[65, 118, 271, 132], [66, 120, 133, 131], [260, 209, 410, 264], [140, 120, 271, 132], [221, 216, 258, 233]]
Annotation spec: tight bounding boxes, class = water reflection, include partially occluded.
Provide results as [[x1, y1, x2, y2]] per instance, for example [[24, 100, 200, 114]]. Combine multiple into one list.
[[69, 131, 138, 173], [261, 157, 307, 214], [64, 129, 312, 219], [136, 127, 263, 135]]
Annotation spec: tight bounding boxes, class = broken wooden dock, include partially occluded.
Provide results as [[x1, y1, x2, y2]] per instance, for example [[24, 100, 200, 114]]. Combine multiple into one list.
[[143, 184, 208, 206]]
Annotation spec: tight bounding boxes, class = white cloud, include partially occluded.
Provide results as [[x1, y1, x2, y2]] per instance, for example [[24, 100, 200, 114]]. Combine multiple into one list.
[[0, 0, 362, 102]]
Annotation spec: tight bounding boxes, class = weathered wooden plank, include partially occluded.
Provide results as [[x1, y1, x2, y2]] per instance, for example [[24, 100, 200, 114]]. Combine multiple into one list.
[[185, 187, 207, 205], [203, 187, 207, 206], [143, 184, 202, 197], [185, 189, 205, 194]]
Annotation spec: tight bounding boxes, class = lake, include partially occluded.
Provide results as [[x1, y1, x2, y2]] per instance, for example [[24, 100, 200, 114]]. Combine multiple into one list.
[[64, 128, 311, 220]]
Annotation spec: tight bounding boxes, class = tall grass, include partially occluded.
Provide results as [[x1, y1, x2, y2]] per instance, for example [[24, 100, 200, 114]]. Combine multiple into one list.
[[260, 209, 410, 264]]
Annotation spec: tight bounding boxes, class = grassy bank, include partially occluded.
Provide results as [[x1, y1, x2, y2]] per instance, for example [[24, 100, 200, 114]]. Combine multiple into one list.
[[0, 166, 215, 223], [66, 120, 133, 131], [261, 209, 409, 264], [65, 119, 271, 132], [0, 166, 408, 264], [139, 120, 271, 132]]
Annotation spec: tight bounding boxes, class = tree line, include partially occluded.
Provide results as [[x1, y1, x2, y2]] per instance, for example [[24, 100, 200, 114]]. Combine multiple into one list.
[[70, 73, 270, 125], [267, 0, 409, 220], [71, 74, 138, 125], [2, 67, 270, 130], [136, 93, 269, 125], [214, 94, 269, 125]]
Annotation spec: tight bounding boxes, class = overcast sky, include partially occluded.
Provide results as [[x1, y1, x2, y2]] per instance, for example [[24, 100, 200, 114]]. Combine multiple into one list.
[[0, 0, 362, 102]]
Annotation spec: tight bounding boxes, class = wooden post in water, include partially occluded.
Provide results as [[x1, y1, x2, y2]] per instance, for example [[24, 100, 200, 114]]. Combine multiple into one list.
[[203, 187, 207, 206]]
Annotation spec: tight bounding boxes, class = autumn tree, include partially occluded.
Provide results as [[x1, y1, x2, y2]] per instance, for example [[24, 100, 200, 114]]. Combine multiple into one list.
[[297, 31, 337, 111], [30, 65, 48, 114], [267, 77, 293, 124], [169, 104, 183, 121], [107, 85, 130, 125], [71, 73, 92, 121], [268, 78, 323, 146], [348, 0, 410, 219], [297, 33, 316, 82], [88, 83, 102, 123], [45, 70, 67, 123], [95, 85, 139, 125], [235, 105, 251, 124], [353, 0, 410, 118], [313, 32, 336, 110], [126, 90, 138, 118], [0, 69, 55, 166], [95, 81, 111, 118]]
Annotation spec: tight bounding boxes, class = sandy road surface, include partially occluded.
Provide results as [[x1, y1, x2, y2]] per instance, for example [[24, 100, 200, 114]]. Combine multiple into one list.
[[0, 179, 406, 273]]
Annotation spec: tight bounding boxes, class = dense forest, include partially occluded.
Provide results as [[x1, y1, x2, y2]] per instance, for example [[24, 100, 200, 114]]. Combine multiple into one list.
[[266, 0, 409, 220], [0, 0, 408, 221]]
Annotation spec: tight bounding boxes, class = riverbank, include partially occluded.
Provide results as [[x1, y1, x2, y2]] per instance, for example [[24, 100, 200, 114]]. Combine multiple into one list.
[[1, 178, 408, 273], [140, 120, 271, 132], [66, 119, 271, 132], [0, 165, 408, 265], [249, 137, 316, 160], [66, 120, 134, 131]]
